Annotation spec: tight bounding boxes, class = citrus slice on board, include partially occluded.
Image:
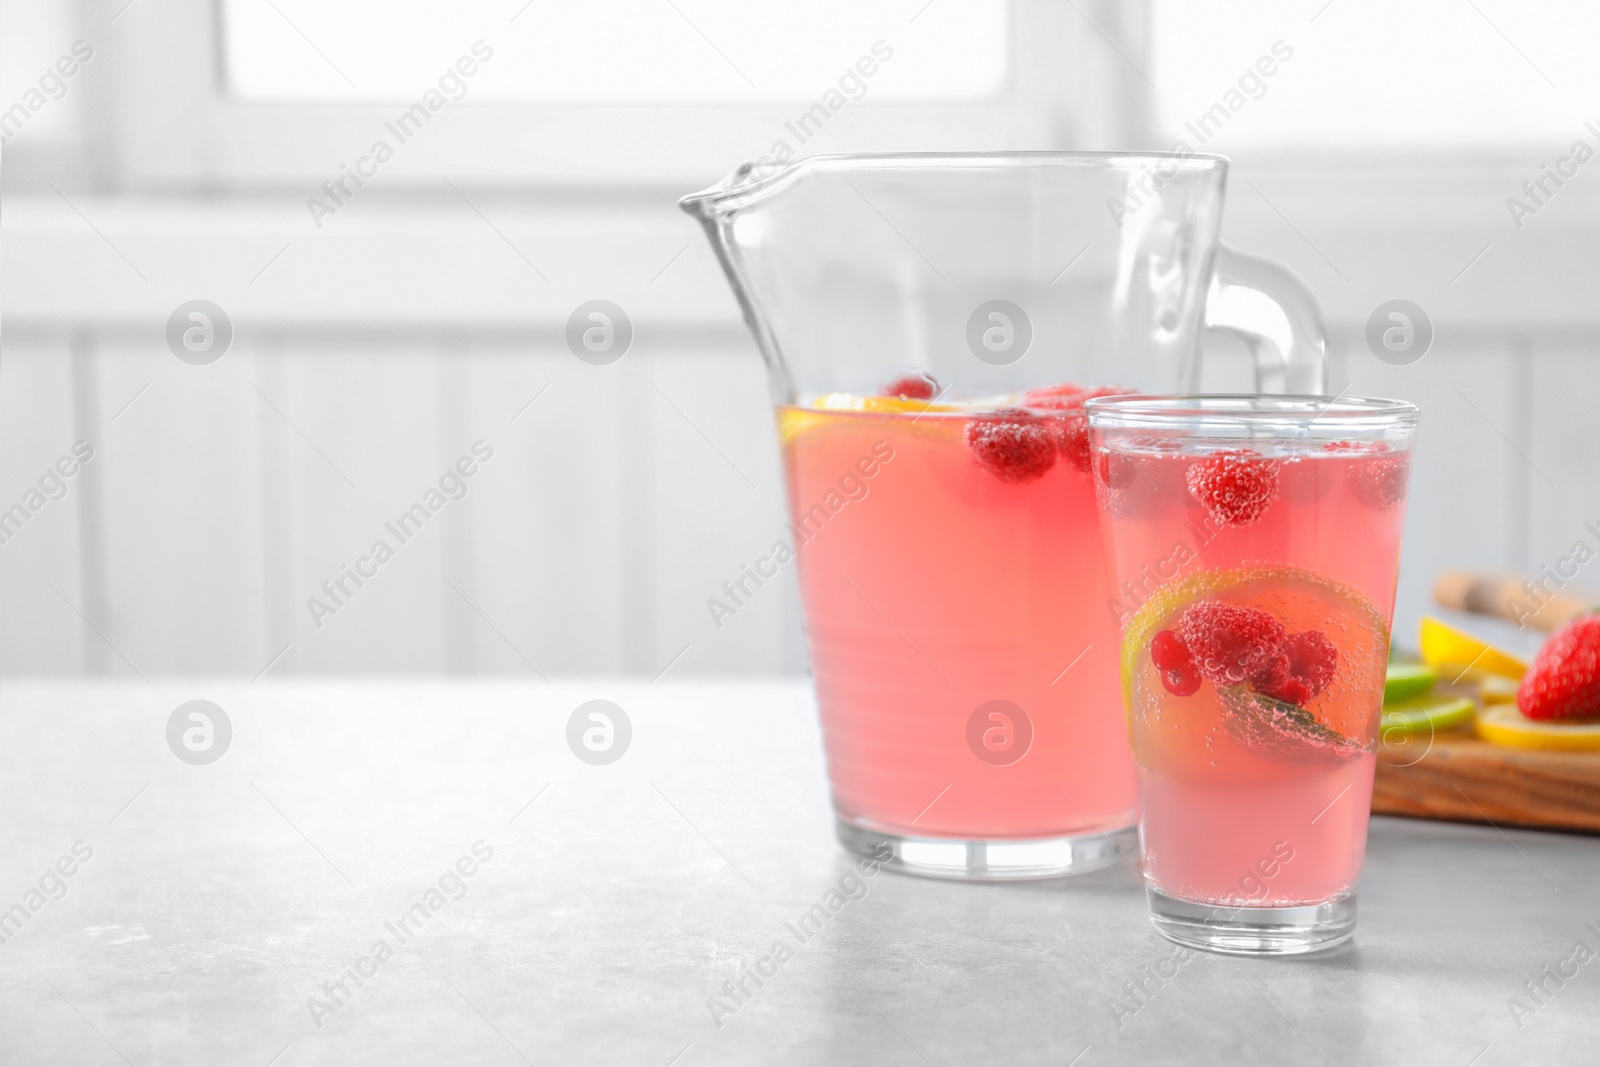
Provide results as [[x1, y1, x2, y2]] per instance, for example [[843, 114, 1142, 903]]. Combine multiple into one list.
[[1383, 662, 1437, 703], [1476, 703, 1600, 750], [1380, 692, 1475, 735], [1419, 616, 1528, 682], [1477, 674, 1520, 706]]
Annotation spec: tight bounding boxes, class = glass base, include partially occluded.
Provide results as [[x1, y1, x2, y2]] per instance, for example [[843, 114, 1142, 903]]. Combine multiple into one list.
[[836, 817, 1137, 881], [1146, 886, 1356, 956]]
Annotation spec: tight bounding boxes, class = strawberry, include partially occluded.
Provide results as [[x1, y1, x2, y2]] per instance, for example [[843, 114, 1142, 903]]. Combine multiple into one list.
[[964, 409, 1056, 483], [880, 373, 939, 400], [1251, 630, 1338, 706], [1517, 615, 1600, 721], [1185, 450, 1279, 526], [1178, 601, 1286, 686]]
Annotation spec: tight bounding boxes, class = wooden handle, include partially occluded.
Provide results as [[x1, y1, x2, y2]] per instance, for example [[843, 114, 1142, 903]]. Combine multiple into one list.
[[1433, 571, 1595, 633]]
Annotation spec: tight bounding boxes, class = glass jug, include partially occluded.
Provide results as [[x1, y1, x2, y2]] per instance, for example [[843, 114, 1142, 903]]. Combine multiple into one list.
[[681, 153, 1325, 880]]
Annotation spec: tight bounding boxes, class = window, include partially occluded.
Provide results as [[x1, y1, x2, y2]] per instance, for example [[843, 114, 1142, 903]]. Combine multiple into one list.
[[1151, 0, 1597, 147], [221, 0, 1009, 101]]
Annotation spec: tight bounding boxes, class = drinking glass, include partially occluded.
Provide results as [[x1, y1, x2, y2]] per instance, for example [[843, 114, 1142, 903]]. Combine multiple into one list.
[[1087, 395, 1417, 952], [680, 153, 1327, 879]]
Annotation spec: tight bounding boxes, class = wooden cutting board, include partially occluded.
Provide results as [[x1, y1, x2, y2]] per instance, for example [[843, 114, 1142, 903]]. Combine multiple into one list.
[[1372, 731, 1600, 834]]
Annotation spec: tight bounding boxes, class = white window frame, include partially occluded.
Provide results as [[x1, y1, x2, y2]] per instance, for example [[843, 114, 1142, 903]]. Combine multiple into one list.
[[76, 0, 1142, 191]]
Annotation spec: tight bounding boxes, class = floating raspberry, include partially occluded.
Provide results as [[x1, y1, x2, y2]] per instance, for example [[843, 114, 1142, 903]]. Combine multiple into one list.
[[1021, 383, 1088, 410], [1096, 450, 1137, 489], [1178, 601, 1286, 686], [880, 373, 939, 400], [1185, 450, 1279, 526], [964, 409, 1056, 483], [1352, 453, 1410, 510], [1251, 630, 1339, 706], [1050, 414, 1092, 472], [1517, 615, 1600, 721]]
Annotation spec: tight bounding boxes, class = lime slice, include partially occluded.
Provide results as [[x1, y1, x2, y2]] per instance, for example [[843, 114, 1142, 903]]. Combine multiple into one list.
[[1118, 564, 1390, 768], [1476, 704, 1600, 750], [1383, 662, 1437, 703], [1380, 692, 1475, 735], [1216, 686, 1366, 765], [1419, 616, 1528, 682]]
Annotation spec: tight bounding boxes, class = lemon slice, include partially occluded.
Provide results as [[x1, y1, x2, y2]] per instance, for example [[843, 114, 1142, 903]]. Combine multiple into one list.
[[1476, 703, 1600, 750], [811, 393, 959, 415], [1384, 662, 1437, 703], [1380, 693, 1475, 735], [1419, 616, 1528, 682], [1478, 674, 1520, 705]]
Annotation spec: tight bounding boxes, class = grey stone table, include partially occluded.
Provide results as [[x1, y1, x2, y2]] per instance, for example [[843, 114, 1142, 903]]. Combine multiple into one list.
[[0, 680, 1597, 1066]]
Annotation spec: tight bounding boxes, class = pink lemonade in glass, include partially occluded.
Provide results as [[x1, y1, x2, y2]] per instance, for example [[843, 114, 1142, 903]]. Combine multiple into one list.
[[1089, 395, 1417, 953], [779, 381, 1138, 875]]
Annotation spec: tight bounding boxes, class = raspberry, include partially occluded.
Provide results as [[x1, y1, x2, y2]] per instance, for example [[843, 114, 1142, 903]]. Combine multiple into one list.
[[1185, 450, 1279, 526], [1178, 601, 1286, 686], [880, 373, 939, 400], [964, 409, 1056, 483], [1352, 454, 1410, 509], [1051, 414, 1092, 472], [1021, 383, 1089, 410], [1096, 450, 1137, 489], [1251, 630, 1338, 706], [1517, 615, 1600, 721]]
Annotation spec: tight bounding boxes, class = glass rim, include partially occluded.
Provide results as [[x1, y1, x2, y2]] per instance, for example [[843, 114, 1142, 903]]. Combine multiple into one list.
[[1084, 394, 1419, 434], [680, 150, 1229, 218]]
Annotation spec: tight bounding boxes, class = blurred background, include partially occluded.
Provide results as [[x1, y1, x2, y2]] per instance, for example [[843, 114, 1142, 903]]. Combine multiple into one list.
[[2, 0, 1597, 679]]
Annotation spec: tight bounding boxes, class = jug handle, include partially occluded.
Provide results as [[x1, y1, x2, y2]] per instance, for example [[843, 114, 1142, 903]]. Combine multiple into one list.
[[1204, 245, 1327, 394]]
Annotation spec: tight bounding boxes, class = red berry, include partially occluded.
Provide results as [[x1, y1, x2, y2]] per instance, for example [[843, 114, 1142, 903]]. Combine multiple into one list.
[[1178, 601, 1286, 686], [1151, 630, 1192, 671], [1022, 383, 1135, 412], [880, 373, 939, 400], [964, 409, 1056, 483], [1097, 450, 1137, 489], [1185, 450, 1279, 526], [1319, 440, 1365, 453], [1021, 382, 1088, 410], [1162, 665, 1202, 697], [1050, 414, 1092, 472], [1251, 631, 1338, 706], [1352, 453, 1410, 510], [1517, 615, 1600, 721]]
